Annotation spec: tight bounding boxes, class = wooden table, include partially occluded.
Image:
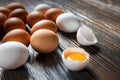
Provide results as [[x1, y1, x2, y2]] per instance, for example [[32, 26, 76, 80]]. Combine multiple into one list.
[[0, 0, 120, 80]]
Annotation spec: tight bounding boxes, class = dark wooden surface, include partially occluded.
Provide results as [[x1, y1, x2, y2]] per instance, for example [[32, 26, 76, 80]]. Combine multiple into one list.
[[0, 0, 120, 80]]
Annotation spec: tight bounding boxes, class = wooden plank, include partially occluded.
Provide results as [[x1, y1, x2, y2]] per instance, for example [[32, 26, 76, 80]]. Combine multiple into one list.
[[0, 0, 120, 80]]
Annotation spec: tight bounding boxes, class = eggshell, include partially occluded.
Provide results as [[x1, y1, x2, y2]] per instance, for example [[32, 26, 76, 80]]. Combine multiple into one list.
[[8, 8, 28, 23], [62, 47, 89, 71], [4, 17, 26, 33], [26, 11, 45, 28], [56, 13, 80, 33], [34, 4, 50, 14], [77, 25, 97, 46], [45, 8, 64, 22], [0, 7, 11, 17], [6, 2, 25, 11], [30, 29, 59, 54], [0, 41, 29, 70], [31, 20, 57, 34], [2, 29, 30, 46], [0, 13, 7, 34]]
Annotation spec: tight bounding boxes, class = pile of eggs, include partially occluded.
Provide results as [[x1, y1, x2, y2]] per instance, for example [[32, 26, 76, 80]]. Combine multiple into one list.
[[0, 2, 97, 71]]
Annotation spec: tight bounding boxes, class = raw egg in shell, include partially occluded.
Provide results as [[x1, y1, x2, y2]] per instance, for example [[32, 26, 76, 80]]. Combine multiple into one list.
[[62, 47, 89, 71]]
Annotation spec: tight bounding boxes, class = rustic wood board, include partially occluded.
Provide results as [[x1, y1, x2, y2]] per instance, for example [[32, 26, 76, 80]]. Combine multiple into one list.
[[0, 0, 120, 80]]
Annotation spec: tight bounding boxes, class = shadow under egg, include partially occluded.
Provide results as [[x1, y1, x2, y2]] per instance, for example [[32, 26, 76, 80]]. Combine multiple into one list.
[[66, 67, 98, 80], [80, 45, 100, 55], [1, 65, 30, 80], [35, 50, 60, 68]]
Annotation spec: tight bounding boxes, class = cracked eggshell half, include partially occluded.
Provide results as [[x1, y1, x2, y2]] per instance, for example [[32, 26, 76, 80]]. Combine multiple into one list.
[[77, 25, 97, 46]]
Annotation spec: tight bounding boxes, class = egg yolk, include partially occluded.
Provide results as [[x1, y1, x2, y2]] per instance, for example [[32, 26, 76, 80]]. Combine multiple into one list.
[[65, 52, 87, 62]]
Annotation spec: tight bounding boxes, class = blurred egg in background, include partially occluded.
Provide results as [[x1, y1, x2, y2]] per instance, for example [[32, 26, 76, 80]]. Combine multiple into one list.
[[34, 3, 50, 15], [4, 17, 26, 33], [31, 20, 57, 34], [26, 11, 45, 28], [45, 8, 64, 22], [2, 29, 30, 46]]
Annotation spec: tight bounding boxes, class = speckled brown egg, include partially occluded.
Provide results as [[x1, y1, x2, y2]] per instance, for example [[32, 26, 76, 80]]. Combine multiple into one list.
[[45, 8, 64, 22], [4, 17, 26, 33], [6, 2, 25, 11], [0, 7, 11, 17], [26, 11, 45, 28], [30, 29, 59, 54], [2, 29, 30, 46], [31, 20, 57, 34], [8, 8, 28, 23], [0, 13, 7, 34]]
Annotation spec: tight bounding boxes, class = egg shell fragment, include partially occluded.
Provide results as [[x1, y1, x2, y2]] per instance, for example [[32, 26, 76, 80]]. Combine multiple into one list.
[[77, 25, 97, 46]]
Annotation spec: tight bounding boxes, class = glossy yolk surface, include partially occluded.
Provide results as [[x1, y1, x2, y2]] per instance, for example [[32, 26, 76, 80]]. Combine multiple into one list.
[[65, 52, 87, 61]]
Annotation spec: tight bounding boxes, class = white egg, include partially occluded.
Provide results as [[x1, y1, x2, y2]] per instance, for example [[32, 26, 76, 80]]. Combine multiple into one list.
[[56, 13, 80, 33], [34, 3, 50, 14], [62, 47, 89, 71], [0, 41, 29, 70], [77, 25, 97, 46]]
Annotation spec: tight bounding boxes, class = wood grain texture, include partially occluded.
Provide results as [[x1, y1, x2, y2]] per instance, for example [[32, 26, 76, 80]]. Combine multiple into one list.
[[0, 0, 120, 80]]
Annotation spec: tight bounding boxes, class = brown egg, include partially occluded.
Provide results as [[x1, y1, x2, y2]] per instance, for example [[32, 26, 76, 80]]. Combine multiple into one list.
[[4, 17, 26, 33], [0, 13, 7, 34], [2, 29, 30, 46], [26, 11, 45, 28], [6, 2, 25, 11], [0, 7, 11, 17], [45, 8, 64, 22], [31, 20, 57, 34], [8, 8, 28, 23], [30, 29, 59, 54]]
